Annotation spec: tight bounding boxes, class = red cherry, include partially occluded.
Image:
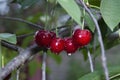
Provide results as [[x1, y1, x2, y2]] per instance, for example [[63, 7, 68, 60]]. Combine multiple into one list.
[[35, 30, 52, 48], [50, 38, 65, 54], [64, 37, 78, 55], [73, 29, 92, 46]]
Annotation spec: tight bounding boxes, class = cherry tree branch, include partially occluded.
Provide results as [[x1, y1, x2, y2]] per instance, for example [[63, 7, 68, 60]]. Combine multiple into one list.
[[78, 0, 109, 80], [0, 28, 67, 80], [0, 43, 41, 80]]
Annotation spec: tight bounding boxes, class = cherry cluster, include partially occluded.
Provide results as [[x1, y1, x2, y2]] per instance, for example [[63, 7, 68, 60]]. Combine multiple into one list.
[[34, 29, 92, 55]]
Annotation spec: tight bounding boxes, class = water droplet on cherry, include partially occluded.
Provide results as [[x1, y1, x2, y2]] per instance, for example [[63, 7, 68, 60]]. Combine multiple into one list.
[[67, 53, 72, 56]]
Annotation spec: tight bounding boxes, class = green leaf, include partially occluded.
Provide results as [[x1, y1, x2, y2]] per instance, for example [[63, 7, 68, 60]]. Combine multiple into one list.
[[29, 60, 41, 76], [88, 0, 101, 7], [27, 12, 42, 23], [21, 0, 40, 9], [57, 0, 82, 26], [78, 71, 101, 80], [0, 33, 16, 44], [22, 36, 33, 48], [81, 48, 88, 61], [85, 13, 95, 32], [100, 0, 120, 31], [78, 66, 120, 80]]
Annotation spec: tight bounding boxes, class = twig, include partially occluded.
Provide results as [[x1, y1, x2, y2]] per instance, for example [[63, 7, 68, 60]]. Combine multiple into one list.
[[0, 16, 43, 29], [92, 29, 97, 68], [110, 73, 120, 80], [0, 44, 41, 80], [0, 16, 72, 33], [0, 40, 2, 68], [51, 25, 71, 31], [108, 32, 120, 40], [16, 68, 20, 80], [17, 32, 34, 39], [87, 49, 94, 72], [78, 0, 109, 80], [1, 40, 21, 51], [42, 52, 47, 80], [0, 16, 71, 32]]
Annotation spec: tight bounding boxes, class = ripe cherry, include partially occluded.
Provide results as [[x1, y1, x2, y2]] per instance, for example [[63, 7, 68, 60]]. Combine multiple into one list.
[[64, 37, 78, 55], [73, 29, 92, 46], [50, 38, 65, 54], [35, 30, 53, 48]]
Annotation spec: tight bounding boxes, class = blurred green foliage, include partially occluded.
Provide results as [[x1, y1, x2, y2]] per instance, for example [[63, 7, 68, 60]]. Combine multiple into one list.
[[1, 0, 120, 80]]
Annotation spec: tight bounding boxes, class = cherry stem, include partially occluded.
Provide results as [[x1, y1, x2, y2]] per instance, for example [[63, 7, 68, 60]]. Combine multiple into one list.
[[2, 56, 4, 68], [81, 17, 85, 30], [55, 26, 59, 37], [52, 1, 59, 37], [81, 0, 85, 30], [87, 49, 94, 72], [16, 68, 20, 80], [42, 52, 47, 80], [79, 0, 109, 80], [45, 1, 49, 30], [0, 40, 2, 69], [86, 0, 100, 9]]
